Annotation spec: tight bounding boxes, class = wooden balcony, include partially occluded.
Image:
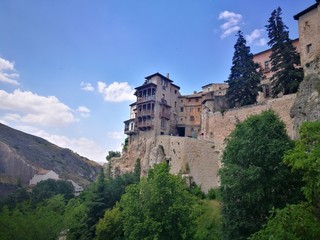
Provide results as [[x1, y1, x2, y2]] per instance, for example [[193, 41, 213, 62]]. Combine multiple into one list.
[[159, 111, 170, 119], [136, 110, 155, 118], [137, 120, 154, 129], [137, 95, 156, 103]]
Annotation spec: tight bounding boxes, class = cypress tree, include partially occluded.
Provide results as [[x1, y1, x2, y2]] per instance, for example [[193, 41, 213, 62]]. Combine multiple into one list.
[[266, 7, 303, 97], [226, 31, 261, 108]]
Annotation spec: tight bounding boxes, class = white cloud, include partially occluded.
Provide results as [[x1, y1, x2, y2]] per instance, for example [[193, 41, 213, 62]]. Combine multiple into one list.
[[0, 89, 77, 127], [218, 11, 243, 39], [97, 81, 136, 102], [77, 106, 90, 117], [107, 131, 124, 140], [80, 81, 94, 92], [0, 57, 20, 85], [245, 29, 267, 47], [256, 38, 268, 46]]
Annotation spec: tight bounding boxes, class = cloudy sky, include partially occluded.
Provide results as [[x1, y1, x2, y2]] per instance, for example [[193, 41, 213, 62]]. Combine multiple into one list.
[[0, 0, 314, 163]]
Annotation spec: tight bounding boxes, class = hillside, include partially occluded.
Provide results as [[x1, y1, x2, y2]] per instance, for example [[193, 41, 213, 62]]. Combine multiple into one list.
[[0, 123, 102, 198]]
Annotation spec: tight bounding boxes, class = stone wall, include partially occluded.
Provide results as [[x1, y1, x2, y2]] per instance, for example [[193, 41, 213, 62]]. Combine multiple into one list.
[[201, 94, 297, 149]]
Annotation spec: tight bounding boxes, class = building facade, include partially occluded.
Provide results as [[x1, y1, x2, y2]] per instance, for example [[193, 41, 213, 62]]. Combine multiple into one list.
[[294, 0, 320, 68]]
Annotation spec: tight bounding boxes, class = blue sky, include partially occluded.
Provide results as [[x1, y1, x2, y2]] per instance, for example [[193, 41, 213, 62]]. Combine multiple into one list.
[[0, 0, 314, 163]]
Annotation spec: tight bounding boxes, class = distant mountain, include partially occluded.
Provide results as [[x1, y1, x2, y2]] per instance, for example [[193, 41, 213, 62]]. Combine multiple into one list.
[[0, 123, 102, 198]]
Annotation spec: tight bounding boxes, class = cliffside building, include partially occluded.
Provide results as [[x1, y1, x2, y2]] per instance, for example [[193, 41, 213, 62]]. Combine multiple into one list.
[[294, 0, 320, 68]]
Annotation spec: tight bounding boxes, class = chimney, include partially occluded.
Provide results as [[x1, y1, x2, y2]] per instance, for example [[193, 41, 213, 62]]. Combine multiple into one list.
[[166, 73, 170, 79], [193, 91, 197, 94]]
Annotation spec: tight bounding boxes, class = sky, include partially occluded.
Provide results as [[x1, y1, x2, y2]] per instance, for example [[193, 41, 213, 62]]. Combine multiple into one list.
[[0, 0, 315, 163]]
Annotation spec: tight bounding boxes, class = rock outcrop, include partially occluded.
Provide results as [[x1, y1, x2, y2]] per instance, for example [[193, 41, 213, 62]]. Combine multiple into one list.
[[291, 55, 320, 138], [0, 123, 102, 198]]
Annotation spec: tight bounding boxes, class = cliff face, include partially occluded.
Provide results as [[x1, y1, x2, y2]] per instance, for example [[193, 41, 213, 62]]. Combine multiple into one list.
[[0, 123, 101, 198], [291, 56, 320, 138]]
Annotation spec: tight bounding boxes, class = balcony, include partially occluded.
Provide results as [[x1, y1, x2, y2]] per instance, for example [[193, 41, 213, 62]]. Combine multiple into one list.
[[137, 109, 155, 118], [137, 95, 156, 103], [159, 111, 170, 119], [137, 120, 154, 129], [124, 128, 136, 135]]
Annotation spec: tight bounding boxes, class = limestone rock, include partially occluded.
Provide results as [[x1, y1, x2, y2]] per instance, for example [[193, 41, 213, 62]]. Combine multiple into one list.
[[291, 57, 320, 138]]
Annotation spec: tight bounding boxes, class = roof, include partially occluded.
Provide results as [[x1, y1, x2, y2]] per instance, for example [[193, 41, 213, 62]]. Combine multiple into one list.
[[135, 82, 157, 91], [171, 83, 181, 89], [37, 169, 50, 175], [253, 38, 299, 57], [145, 72, 173, 82], [294, 1, 319, 20]]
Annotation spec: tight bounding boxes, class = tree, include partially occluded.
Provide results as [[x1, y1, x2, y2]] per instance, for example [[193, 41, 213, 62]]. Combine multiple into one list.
[[31, 179, 74, 205], [226, 31, 261, 108], [106, 150, 121, 161], [284, 120, 320, 212], [250, 120, 320, 239], [219, 110, 303, 240], [119, 162, 199, 239], [266, 7, 303, 97]]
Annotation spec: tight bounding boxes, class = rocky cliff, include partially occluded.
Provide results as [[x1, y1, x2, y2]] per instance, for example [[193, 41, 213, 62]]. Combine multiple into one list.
[[0, 123, 101, 198], [291, 55, 320, 138]]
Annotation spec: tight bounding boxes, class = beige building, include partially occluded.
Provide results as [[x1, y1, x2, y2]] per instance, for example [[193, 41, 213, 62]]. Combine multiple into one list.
[[294, 0, 320, 68], [253, 39, 299, 100]]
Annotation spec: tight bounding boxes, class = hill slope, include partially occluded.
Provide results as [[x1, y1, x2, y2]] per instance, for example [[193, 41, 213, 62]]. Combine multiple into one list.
[[0, 123, 101, 198]]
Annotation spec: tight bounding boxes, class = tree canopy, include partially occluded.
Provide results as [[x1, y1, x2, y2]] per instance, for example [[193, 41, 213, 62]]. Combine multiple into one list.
[[219, 110, 303, 240], [266, 7, 303, 97], [226, 31, 261, 108]]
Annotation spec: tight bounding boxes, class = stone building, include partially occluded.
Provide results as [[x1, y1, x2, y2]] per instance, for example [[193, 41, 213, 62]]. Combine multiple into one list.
[[253, 39, 299, 101], [294, 0, 320, 68], [124, 73, 181, 140]]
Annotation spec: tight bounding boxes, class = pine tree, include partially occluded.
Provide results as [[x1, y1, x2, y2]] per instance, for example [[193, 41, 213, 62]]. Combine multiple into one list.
[[226, 31, 261, 108], [266, 7, 303, 97]]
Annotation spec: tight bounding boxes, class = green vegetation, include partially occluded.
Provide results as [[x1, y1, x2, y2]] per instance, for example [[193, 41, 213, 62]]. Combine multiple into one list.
[[226, 31, 261, 108], [106, 150, 121, 161], [219, 110, 303, 240], [266, 7, 303, 97]]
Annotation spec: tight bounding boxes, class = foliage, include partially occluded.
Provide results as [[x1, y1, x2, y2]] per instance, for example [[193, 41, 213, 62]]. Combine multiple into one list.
[[119, 162, 200, 239], [249, 204, 320, 240], [122, 137, 129, 152], [0, 195, 67, 240], [284, 120, 320, 207], [226, 31, 261, 108], [67, 167, 140, 239], [95, 205, 124, 240], [194, 200, 222, 240], [219, 110, 303, 240], [31, 179, 74, 204], [266, 7, 303, 97], [207, 188, 221, 201], [106, 150, 121, 161], [0, 187, 30, 210]]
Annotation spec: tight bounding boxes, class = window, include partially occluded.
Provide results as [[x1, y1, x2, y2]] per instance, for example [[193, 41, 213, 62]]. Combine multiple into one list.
[[264, 60, 270, 72], [181, 99, 183, 103], [161, 119, 166, 129], [188, 99, 191, 102], [196, 98, 199, 102], [198, 108, 200, 112], [189, 107, 193, 113], [174, 101, 177, 107], [190, 116, 194, 121], [307, 44, 313, 53], [174, 90, 177, 94], [180, 107, 184, 112], [264, 85, 270, 98]]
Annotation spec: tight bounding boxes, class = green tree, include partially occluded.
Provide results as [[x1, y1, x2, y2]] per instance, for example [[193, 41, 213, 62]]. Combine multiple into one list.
[[31, 179, 74, 205], [249, 203, 320, 240], [266, 7, 303, 97], [0, 195, 67, 240], [250, 120, 320, 239], [285, 120, 320, 210], [119, 162, 199, 239], [219, 110, 303, 240], [106, 150, 121, 161], [96, 205, 124, 240], [226, 31, 261, 108], [194, 200, 222, 240]]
